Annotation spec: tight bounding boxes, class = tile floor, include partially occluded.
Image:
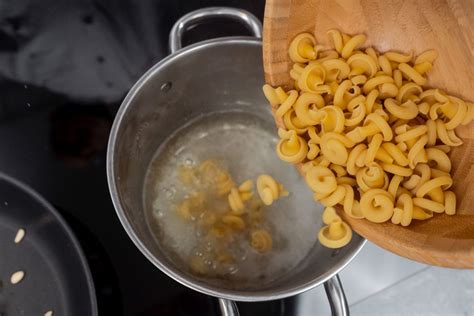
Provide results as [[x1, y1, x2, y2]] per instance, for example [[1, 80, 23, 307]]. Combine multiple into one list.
[[296, 242, 474, 316]]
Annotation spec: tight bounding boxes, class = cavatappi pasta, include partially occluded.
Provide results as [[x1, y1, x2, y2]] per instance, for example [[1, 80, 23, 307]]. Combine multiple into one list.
[[173, 160, 290, 274], [263, 30, 474, 249]]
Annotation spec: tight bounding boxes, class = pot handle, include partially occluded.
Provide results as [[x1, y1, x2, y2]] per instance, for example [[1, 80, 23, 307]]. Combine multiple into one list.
[[216, 274, 348, 316], [218, 298, 240, 316], [169, 7, 262, 54], [324, 275, 350, 316]]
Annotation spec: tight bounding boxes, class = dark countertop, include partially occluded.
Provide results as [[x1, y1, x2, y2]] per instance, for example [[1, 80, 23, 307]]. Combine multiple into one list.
[[0, 0, 296, 315]]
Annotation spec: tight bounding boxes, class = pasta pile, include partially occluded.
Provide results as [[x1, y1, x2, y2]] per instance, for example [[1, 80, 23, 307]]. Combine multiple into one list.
[[263, 30, 474, 249], [175, 160, 288, 274]]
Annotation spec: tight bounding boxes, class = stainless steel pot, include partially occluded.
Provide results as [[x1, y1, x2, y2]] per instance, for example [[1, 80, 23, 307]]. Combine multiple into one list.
[[107, 7, 365, 316]]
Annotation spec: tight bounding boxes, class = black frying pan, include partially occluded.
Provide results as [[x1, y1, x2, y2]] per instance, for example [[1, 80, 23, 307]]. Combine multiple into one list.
[[0, 173, 97, 316]]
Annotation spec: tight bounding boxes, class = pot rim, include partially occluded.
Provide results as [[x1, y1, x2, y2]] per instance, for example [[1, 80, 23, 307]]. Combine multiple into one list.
[[106, 36, 366, 301]]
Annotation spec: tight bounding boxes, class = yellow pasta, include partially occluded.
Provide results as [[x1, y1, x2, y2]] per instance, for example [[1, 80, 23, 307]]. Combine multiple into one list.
[[250, 229, 273, 253], [262, 84, 298, 117], [391, 193, 413, 226], [256, 174, 288, 206], [276, 128, 309, 163], [360, 189, 394, 223], [263, 29, 473, 249], [318, 207, 352, 248], [289, 33, 317, 63]]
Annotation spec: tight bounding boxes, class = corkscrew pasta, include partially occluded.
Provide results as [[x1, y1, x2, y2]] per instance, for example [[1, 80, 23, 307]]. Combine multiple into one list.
[[263, 29, 474, 249]]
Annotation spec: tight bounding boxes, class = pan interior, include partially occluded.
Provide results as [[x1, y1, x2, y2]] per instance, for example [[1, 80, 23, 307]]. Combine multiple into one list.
[[0, 176, 96, 316], [143, 109, 324, 290]]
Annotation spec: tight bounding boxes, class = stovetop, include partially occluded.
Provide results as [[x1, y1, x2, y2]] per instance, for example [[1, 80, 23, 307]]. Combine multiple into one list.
[[0, 1, 296, 315]]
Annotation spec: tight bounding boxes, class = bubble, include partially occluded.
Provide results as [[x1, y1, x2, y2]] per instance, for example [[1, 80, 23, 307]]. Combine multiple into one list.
[[228, 265, 238, 274], [4, 201, 8, 206], [204, 259, 213, 266], [195, 251, 203, 257], [154, 209, 164, 218], [163, 187, 176, 199]]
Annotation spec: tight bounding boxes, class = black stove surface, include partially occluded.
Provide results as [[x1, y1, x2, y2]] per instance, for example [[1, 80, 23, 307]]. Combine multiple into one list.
[[0, 1, 296, 315]]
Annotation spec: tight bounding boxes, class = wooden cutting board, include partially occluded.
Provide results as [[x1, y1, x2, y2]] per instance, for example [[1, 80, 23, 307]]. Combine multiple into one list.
[[263, 0, 474, 268]]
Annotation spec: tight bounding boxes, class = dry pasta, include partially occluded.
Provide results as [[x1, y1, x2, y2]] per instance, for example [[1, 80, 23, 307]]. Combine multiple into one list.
[[263, 29, 474, 249]]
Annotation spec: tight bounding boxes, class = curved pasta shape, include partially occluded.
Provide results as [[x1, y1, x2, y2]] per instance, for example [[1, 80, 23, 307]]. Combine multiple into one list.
[[379, 83, 399, 98], [307, 140, 321, 160], [322, 206, 341, 224], [411, 205, 433, 221], [426, 148, 451, 172], [305, 165, 338, 194], [398, 63, 427, 86], [356, 162, 389, 192], [341, 184, 364, 219], [256, 174, 288, 206], [444, 191, 456, 215], [318, 184, 346, 206], [228, 187, 245, 214], [347, 52, 377, 77], [334, 80, 353, 108], [386, 51, 412, 63], [391, 193, 414, 226], [413, 62, 432, 75], [381, 162, 413, 177], [294, 93, 325, 125], [436, 120, 463, 146], [289, 33, 317, 63], [415, 49, 438, 64], [322, 59, 350, 81], [341, 34, 366, 58], [394, 125, 427, 143], [347, 113, 393, 143], [397, 82, 423, 103], [387, 175, 403, 199], [381, 142, 409, 166], [222, 214, 246, 231], [250, 229, 273, 253], [385, 99, 419, 120], [330, 164, 348, 177], [320, 132, 355, 165], [327, 29, 344, 53], [298, 63, 327, 93], [363, 75, 394, 94], [320, 106, 345, 133], [364, 134, 384, 166], [415, 176, 453, 198], [444, 96, 468, 129], [283, 108, 308, 134], [345, 95, 366, 126], [413, 197, 445, 213], [318, 218, 352, 248], [360, 189, 394, 223], [262, 84, 299, 117], [276, 128, 309, 163], [407, 135, 428, 168], [347, 143, 367, 175]]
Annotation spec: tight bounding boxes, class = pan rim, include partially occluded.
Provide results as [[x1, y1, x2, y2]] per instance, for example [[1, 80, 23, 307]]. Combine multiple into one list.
[[0, 172, 98, 315]]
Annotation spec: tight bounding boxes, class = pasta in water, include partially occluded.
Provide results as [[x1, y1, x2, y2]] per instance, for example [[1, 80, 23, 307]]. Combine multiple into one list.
[[171, 160, 291, 273], [263, 29, 474, 249]]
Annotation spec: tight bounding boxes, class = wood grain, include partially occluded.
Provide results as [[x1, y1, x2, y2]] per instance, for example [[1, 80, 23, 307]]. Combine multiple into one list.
[[263, 0, 474, 268]]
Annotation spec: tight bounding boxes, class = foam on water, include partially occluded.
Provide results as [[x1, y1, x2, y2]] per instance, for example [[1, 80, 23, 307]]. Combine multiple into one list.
[[144, 111, 323, 287]]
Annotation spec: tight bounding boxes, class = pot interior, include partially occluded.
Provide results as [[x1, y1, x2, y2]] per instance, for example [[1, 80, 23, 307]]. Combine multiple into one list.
[[108, 38, 364, 300]]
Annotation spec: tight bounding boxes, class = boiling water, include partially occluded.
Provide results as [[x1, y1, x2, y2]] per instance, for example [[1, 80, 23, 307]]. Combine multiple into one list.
[[144, 111, 322, 288]]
